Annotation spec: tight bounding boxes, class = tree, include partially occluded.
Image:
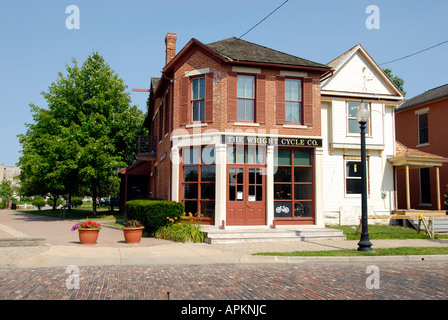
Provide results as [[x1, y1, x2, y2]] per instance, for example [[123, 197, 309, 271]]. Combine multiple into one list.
[[18, 52, 144, 214], [383, 68, 406, 96], [0, 180, 14, 202]]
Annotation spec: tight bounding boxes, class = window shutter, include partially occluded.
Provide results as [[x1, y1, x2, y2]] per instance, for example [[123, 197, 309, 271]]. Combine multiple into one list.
[[256, 74, 266, 124], [227, 72, 238, 122], [180, 77, 190, 125], [303, 77, 313, 126], [276, 75, 285, 124], [204, 72, 213, 123]]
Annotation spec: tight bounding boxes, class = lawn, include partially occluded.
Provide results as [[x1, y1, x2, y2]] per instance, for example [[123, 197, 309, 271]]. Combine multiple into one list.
[[255, 224, 448, 257]]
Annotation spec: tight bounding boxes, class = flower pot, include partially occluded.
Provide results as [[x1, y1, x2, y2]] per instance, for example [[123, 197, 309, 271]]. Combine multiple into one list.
[[123, 227, 144, 244], [77, 228, 100, 245]]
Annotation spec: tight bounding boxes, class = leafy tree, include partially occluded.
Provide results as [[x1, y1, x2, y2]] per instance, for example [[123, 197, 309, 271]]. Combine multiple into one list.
[[18, 52, 144, 214], [383, 68, 406, 96], [0, 180, 14, 202]]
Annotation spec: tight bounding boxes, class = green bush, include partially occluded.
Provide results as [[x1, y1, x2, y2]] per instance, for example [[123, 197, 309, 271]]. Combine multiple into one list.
[[155, 220, 205, 243], [46, 197, 63, 207], [0, 200, 7, 209], [72, 197, 83, 207], [125, 199, 184, 233], [31, 197, 46, 210]]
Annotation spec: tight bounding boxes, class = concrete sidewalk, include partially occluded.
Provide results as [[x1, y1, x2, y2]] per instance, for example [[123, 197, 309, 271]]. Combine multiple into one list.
[[1, 209, 448, 268]]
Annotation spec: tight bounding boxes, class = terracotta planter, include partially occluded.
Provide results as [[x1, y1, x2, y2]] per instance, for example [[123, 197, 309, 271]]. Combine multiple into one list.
[[122, 227, 144, 244], [77, 228, 100, 245]]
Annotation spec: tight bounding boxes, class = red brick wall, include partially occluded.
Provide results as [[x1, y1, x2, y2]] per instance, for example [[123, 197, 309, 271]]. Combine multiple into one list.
[[395, 98, 448, 210]]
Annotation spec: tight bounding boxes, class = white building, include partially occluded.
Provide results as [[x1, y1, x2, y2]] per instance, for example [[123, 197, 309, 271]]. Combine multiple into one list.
[[320, 44, 404, 225]]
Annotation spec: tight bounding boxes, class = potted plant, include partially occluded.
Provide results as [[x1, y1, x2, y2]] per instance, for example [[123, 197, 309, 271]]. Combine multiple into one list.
[[122, 219, 144, 244], [71, 221, 101, 245]]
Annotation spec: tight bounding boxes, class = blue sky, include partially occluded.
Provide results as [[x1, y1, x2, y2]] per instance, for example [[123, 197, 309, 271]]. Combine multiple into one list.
[[1, 0, 447, 166]]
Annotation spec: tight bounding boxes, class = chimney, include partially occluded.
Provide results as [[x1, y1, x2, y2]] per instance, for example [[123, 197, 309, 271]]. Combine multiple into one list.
[[165, 33, 177, 65]]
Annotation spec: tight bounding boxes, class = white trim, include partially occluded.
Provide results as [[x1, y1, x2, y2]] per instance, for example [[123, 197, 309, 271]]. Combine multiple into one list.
[[282, 124, 307, 129], [231, 66, 261, 74], [280, 70, 308, 78], [233, 122, 260, 127], [184, 68, 210, 77], [415, 107, 429, 115], [186, 123, 208, 128]]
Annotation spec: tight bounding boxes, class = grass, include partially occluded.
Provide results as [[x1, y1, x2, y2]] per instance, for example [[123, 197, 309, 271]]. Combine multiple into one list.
[[255, 224, 448, 257], [327, 224, 446, 240], [255, 247, 448, 257], [16, 207, 125, 222]]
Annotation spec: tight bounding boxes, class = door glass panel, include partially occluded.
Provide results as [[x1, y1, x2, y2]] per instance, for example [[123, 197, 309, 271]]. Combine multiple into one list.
[[256, 186, 263, 201], [237, 185, 244, 201], [274, 184, 292, 200], [294, 150, 311, 166], [249, 168, 255, 184], [294, 167, 311, 182], [236, 168, 244, 183], [229, 185, 236, 201], [229, 168, 236, 184], [294, 184, 312, 200], [274, 167, 291, 182], [249, 185, 255, 198], [256, 169, 262, 184], [274, 201, 291, 218], [295, 201, 312, 217]]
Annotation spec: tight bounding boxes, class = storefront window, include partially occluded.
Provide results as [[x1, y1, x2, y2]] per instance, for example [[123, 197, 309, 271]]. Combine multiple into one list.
[[182, 147, 215, 220], [274, 148, 313, 218]]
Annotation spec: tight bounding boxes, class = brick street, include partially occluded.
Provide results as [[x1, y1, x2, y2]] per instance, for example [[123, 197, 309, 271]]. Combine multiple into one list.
[[1, 262, 447, 300]]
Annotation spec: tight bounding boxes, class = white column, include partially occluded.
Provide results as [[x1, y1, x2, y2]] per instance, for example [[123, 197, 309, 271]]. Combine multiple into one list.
[[171, 146, 180, 202], [266, 145, 274, 228], [215, 143, 227, 228], [314, 147, 325, 227]]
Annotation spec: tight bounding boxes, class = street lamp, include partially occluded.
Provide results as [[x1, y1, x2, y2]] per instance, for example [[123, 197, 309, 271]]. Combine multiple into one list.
[[356, 102, 373, 252]]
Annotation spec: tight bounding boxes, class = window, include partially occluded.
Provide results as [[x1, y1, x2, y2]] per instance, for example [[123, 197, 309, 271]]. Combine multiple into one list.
[[182, 146, 215, 219], [345, 161, 362, 194], [347, 102, 370, 134], [237, 75, 255, 121], [418, 113, 428, 145], [285, 79, 302, 123], [192, 77, 205, 122], [419, 168, 431, 204], [274, 149, 313, 218]]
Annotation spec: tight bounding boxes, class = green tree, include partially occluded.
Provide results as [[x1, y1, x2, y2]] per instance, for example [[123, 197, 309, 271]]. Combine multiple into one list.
[[0, 180, 14, 202], [18, 52, 144, 214], [383, 68, 406, 96]]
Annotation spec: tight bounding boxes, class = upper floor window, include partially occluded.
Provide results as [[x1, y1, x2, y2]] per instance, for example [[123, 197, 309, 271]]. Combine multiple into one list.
[[418, 113, 428, 145], [192, 77, 205, 122], [285, 79, 302, 123], [347, 101, 370, 134], [237, 75, 255, 121]]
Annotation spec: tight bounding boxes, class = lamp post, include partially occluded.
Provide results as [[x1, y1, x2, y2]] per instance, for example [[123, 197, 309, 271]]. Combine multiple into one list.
[[356, 102, 373, 252]]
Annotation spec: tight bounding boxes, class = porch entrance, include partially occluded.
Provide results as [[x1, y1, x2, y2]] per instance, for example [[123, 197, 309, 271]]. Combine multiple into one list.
[[227, 165, 266, 225]]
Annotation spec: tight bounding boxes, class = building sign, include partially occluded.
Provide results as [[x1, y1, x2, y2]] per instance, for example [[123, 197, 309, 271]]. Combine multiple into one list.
[[221, 135, 322, 147]]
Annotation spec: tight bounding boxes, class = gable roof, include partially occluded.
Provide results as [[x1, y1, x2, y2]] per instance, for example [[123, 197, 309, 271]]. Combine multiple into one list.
[[396, 83, 448, 112], [388, 141, 448, 168], [205, 37, 330, 70], [163, 37, 331, 74], [322, 44, 405, 100]]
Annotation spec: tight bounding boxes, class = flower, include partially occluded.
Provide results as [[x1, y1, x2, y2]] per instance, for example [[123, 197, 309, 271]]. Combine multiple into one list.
[[123, 220, 142, 228], [71, 221, 101, 231]]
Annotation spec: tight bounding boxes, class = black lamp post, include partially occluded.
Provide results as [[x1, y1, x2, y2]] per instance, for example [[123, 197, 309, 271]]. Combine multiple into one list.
[[356, 102, 373, 252]]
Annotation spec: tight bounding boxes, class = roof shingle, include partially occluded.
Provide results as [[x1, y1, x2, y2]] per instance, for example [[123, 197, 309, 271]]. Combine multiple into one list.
[[397, 83, 448, 111]]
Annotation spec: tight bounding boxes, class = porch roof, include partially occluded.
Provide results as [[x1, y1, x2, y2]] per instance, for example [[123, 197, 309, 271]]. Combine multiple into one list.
[[387, 141, 448, 169]]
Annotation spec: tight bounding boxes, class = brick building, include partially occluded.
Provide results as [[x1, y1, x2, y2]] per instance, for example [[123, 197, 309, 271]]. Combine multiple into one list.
[[125, 33, 333, 228], [394, 83, 448, 211]]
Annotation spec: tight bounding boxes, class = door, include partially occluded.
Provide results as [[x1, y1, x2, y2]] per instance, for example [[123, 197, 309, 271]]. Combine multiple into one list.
[[227, 165, 265, 225]]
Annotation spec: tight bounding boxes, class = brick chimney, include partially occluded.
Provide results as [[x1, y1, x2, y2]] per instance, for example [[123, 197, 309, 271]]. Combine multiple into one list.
[[165, 33, 177, 65]]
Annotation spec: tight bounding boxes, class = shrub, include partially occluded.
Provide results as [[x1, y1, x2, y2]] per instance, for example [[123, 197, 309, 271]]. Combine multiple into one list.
[[125, 199, 184, 233], [31, 196, 46, 210], [46, 197, 63, 207], [72, 197, 83, 208], [155, 213, 205, 243]]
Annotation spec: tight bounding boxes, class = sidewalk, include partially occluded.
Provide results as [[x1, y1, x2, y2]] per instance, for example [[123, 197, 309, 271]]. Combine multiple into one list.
[[1, 209, 448, 268]]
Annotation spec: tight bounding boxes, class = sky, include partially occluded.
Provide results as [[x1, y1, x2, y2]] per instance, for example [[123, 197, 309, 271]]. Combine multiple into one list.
[[1, 0, 447, 167]]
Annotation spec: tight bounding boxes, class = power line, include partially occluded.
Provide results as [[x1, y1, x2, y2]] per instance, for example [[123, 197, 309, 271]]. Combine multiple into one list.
[[238, 0, 290, 39], [380, 40, 448, 66]]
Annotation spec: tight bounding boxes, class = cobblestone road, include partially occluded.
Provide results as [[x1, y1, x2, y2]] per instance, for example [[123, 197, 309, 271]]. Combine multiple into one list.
[[1, 262, 447, 300]]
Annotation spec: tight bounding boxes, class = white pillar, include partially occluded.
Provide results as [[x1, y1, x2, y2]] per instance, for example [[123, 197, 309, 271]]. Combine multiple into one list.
[[314, 147, 325, 227], [215, 143, 227, 228], [266, 145, 274, 228], [171, 146, 180, 202]]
